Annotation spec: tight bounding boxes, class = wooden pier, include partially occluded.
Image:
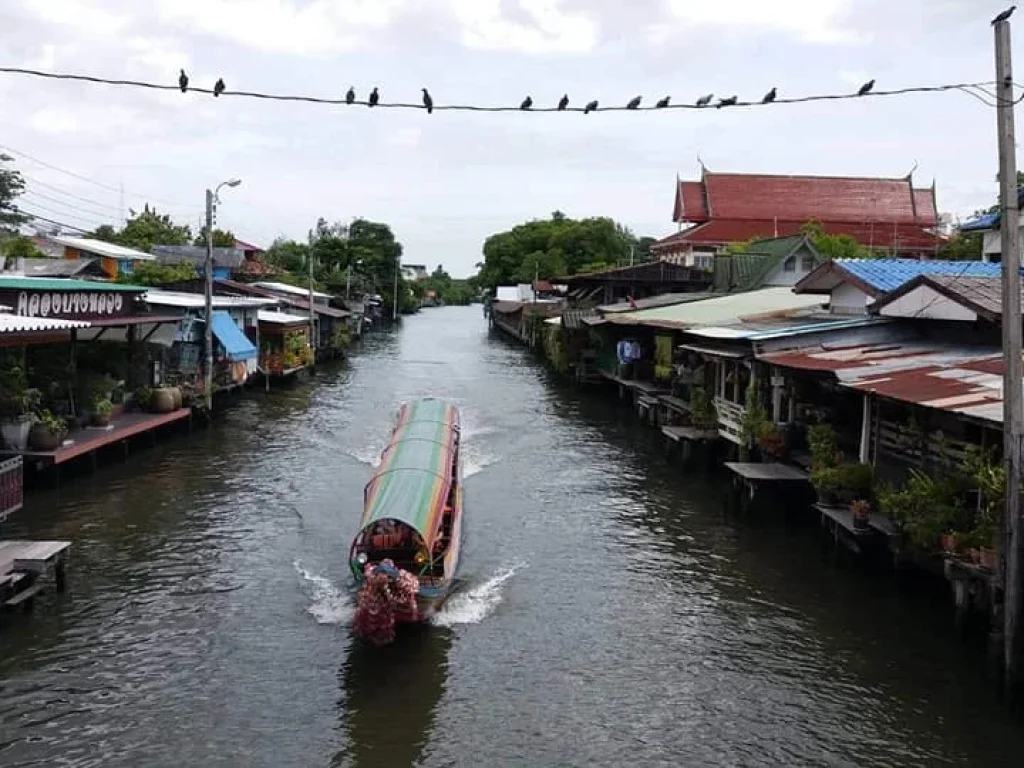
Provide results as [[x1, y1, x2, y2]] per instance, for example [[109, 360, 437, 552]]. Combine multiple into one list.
[[815, 503, 900, 561], [724, 461, 811, 515], [0, 539, 71, 613]]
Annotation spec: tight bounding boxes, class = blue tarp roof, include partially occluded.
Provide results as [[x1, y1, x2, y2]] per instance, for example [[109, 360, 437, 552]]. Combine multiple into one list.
[[210, 310, 257, 362], [960, 187, 1024, 231], [836, 258, 1003, 293]]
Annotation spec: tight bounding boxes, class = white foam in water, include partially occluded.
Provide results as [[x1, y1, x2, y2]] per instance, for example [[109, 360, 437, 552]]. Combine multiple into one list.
[[294, 560, 354, 625], [431, 563, 523, 627]]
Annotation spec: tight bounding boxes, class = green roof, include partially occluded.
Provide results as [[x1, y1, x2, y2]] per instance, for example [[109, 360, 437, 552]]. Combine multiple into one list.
[[0, 277, 146, 292], [604, 287, 826, 329], [713, 235, 823, 293]]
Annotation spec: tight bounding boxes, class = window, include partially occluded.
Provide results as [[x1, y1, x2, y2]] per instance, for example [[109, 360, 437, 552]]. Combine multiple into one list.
[[694, 254, 714, 271], [783, 256, 796, 272], [801, 254, 816, 271]]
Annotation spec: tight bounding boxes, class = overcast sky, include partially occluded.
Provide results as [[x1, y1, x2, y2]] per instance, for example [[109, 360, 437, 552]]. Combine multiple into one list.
[[0, 0, 1012, 277]]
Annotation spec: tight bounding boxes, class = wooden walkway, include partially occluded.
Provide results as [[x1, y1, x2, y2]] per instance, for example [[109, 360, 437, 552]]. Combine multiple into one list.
[[724, 462, 810, 483], [662, 425, 718, 442], [9, 408, 191, 467], [0, 539, 71, 611]]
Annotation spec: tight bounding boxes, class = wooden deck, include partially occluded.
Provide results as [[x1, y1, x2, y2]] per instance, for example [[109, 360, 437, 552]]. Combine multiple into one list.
[[659, 395, 691, 415], [662, 425, 719, 442], [724, 462, 810, 483], [0, 539, 71, 610], [8, 408, 191, 467]]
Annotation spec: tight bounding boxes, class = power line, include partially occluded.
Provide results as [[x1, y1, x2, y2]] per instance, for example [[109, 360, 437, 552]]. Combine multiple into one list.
[[21, 175, 125, 216], [21, 188, 121, 220], [12, 199, 106, 229], [0, 65, 1003, 113], [0, 142, 201, 210], [15, 208, 93, 235]]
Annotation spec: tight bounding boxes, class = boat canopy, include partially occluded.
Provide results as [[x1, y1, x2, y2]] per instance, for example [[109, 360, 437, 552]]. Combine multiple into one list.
[[358, 399, 460, 547]]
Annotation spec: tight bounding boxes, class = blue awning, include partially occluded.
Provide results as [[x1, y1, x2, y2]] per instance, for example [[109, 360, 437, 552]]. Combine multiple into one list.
[[210, 310, 257, 362]]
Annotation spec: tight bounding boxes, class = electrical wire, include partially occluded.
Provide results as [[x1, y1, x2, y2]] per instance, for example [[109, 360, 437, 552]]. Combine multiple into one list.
[[12, 199, 106, 229], [21, 188, 121, 220], [21, 175, 125, 216], [0, 66, 1004, 112], [14, 208, 93, 235]]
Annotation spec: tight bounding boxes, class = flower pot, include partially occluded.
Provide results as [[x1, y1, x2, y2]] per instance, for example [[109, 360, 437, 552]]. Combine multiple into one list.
[[851, 504, 870, 530], [170, 387, 183, 410], [980, 547, 998, 571], [149, 388, 176, 414], [28, 423, 64, 451], [941, 533, 958, 554], [1, 417, 32, 451], [91, 413, 111, 428]]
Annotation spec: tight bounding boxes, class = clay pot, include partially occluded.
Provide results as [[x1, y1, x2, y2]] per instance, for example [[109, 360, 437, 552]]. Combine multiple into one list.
[[149, 388, 176, 414], [28, 423, 64, 451], [170, 387, 183, 410]]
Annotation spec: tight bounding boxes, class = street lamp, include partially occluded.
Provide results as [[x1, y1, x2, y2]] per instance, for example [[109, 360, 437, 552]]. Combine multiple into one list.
[[204, 178, 242, 412]]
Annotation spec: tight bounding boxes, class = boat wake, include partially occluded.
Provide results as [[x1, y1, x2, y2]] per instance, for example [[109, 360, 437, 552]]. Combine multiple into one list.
[[431, 563, 524, 627], [348, 443, 500, 478], [294, 560, 354, 625]]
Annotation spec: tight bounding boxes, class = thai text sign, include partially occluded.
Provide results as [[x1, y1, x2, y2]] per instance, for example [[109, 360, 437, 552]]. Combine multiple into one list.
[[0, 289, 134, 320]]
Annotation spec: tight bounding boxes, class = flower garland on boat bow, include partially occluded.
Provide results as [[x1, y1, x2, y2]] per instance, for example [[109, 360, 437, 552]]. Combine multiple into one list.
[[352, 560, 421, 645]]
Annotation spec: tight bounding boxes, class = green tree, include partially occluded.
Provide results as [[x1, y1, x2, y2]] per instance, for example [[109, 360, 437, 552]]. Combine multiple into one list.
[[194, 227, 236, 248], [117, 260, 198, 286], [0, 154, 28, 233], [799, 220, 871, 259], [90, 224, 120, 243], [938, 231, 983, 261], [113, 205, 192, 252], [265, 237, 309, 273]]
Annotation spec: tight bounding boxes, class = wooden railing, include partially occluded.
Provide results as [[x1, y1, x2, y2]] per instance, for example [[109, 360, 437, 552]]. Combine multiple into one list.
[[0, 455, 24, 522], [714, 398, 746, 445]]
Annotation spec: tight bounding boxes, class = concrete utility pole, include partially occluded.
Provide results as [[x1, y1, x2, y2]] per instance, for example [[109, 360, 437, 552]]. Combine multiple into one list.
[[392, 257, 400, 321], [995, 15, 1024, 702], [308, 249, 316, 362], [203, 179, 241, 412]]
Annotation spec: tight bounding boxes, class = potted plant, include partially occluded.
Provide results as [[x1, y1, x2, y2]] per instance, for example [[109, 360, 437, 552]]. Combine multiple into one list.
[[91, 397, 114, 427], [757, 423, 789, 460], [850, 499, 871, 530], [134, 386, 154, 413], [811, 466, 842, 505], [28, 409, 68, 451], [941, 531, 960, 555]]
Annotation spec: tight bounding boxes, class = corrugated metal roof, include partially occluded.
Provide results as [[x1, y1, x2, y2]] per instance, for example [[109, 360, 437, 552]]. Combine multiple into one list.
[[252, 281, 333, 300], [214, 279, 349, 318], [0, 276, 145, 292], [686, 314, 884, 341], [45, 235, 156, 261], [833, 258, 1002, 293], [759, 340, 1009, 424], [152, 245, 245, 268], [143, 290, 275, 309], [598, 292, 715, 313], [873, 274, 1008, 322], [604, 287, 826, 329], [258, 309, 310, 325], [0, 314, 90, 334], [12, 257, 100, 277]]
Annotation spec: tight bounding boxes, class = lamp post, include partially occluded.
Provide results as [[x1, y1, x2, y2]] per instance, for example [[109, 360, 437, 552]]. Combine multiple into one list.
[[204, 178, 241, 412]]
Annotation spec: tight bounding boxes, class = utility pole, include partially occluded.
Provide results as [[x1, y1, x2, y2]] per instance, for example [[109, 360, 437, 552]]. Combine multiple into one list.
[[308, 250, 316, 362], [995, 14, 1024, 703], [204, 188, 215, 412], [392, 257, 400, 321]]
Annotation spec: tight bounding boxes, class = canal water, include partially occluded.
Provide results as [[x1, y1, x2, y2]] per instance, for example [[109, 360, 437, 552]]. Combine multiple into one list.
[[1, 305, 1023, 767]]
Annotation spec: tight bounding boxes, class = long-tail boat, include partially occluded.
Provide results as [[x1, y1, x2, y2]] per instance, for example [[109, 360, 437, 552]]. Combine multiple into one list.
[[349, 398, 464, 644]]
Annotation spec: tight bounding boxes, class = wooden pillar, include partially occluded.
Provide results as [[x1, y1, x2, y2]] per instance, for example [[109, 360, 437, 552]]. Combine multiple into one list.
[[771, 367, 784, 424], [55, 557, 67, 593], [859, 394, 872, 464], [732, 361, 741, 402]]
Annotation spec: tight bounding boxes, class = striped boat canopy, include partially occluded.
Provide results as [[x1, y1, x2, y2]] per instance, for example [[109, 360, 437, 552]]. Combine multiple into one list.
[[359, 399, 459, 546]]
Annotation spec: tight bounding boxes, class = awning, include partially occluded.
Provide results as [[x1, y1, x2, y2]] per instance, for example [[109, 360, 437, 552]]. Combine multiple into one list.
[[211, 310, 257, 362]]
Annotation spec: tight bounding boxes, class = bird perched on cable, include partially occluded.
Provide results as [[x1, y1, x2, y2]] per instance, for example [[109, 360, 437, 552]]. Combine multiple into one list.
[[369, 87, 379, 107], [717, 95, 738, 108], [558, 94, 569, 110], [346, 87, 355, 105], [696, 93, 713, 107], [857, 79, 875, 96], [656, 96, 670, 108], [626, 95, 642, 109], [178, 69, 188, 93], [520, 95, 533, 110], [584, 99, 599, 114], [762, 87, 777, 104], [422, 88, 433, 114], [213, 78, 225, 97], [993, 6, 1016, 24]]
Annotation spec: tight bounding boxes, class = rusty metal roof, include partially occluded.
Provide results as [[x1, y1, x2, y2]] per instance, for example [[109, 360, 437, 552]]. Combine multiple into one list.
[[759, 341, 1007, 424]]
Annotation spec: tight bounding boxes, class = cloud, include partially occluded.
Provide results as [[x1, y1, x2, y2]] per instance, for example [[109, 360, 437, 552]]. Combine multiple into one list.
[[17, 0, 130, 34], [666, 0, 865, 44], [386, 127, 422, 148], [448, 0, 598, 53]]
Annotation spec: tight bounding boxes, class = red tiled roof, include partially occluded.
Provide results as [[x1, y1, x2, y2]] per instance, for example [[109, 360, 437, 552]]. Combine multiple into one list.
[[673, 173, 938, 227], [234, 239, 263, 252], [651, 219, 940, 253]]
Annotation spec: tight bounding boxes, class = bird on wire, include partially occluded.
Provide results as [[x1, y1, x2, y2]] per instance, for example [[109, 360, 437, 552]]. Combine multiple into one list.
[[584, 99, 599, 114], [696, 93, 713, 107], [558, 94, 569, 110], [717, 95, 738, 108], [369, 87, 379, 107], [762, 87, 777, 103], [656, 96, 670, 108], [213, 78, 225, 97], [346, 87, 355, 105], [422, 88, 433, 114], [857, 79, 875, 95], [993, 6, 1016, 24], [626, 95, 642, 109], [520, 95, 533, 110], [178, 69, 188, 93]]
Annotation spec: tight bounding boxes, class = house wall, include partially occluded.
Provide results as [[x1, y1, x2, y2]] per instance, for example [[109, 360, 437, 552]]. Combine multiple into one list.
[[762, 250, 818, 287], [830, 282, 873, 315], [878, 286, 979, 322]]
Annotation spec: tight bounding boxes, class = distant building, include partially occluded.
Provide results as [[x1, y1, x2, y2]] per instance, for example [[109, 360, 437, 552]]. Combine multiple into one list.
[[651, 168, 943, 266], [42, 235, 157, 279], [401, 264, 428, 281], [152, 245, 244, 280]]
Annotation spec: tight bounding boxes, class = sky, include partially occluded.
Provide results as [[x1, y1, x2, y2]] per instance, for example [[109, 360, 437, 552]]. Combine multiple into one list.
[[0, 0, 1013, 277]]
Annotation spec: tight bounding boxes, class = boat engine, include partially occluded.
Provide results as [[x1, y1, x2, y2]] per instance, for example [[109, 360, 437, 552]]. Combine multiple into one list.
[[352, 559, 420, 645]]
